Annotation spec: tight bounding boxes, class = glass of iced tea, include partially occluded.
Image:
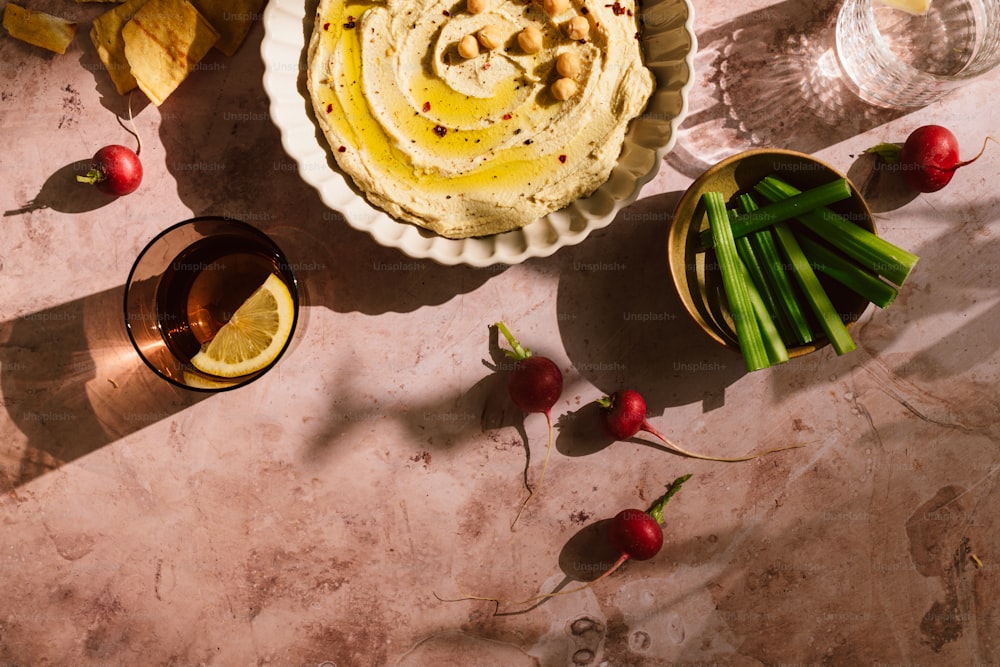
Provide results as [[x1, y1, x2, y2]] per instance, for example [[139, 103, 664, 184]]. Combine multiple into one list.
[[836, 0, 1000, 108], [124, 216, 299, 391]]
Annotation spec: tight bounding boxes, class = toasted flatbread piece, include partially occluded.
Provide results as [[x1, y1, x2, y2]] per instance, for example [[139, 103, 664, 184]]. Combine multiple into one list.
[[122, 0, 219, 106], [190, 0, 264, 56], [3, 3, 78, 54], [90, 0, 150, 95]]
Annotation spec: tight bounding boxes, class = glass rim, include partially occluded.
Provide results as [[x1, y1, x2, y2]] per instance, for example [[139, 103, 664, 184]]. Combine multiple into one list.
[[123, 215, 300, 393], [839, 0, 1000, 85]]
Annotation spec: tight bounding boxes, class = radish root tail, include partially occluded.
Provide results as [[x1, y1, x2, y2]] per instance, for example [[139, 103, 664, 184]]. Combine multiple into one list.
[[510, 410, 554, 530], [955, 135, 1000, 169], [116, 90, 142, 156], [641, 421, 810, 462], [436, 553, 630, 615]]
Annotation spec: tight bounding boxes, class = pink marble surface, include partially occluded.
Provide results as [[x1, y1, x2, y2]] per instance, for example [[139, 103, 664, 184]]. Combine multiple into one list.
[[2, 0, 999, 665]]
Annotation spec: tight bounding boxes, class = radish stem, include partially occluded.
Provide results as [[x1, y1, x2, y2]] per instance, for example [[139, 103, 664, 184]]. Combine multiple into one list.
[[496, 320, 530, 360], [647, 473, 691, 524]]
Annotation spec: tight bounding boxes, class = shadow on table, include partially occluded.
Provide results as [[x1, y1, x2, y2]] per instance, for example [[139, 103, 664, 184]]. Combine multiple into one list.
[[461, 504, 749, 618], [0, 288, 207, 492], [668, 0, 904, 180], [555, 190, 746, 415], [2, 161, 125, 217], [124, 14, 504, 318]]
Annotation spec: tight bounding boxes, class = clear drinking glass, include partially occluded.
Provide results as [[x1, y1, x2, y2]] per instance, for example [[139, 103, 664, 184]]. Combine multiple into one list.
[[124, 216, 299, 391], [836, 0, 1000, 108]]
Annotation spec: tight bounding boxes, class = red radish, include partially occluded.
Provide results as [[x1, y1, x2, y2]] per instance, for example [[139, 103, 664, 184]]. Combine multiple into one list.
[[574, 474, 691, 586], [77, 144, 143, 196], [495, 321, 563, 528], [438, 474, 692, 613], [608, 508, 663, 561], [506, 353, 562, 415], [77, 97, 145, 197], [865, 125, 997, 193], [598, 388, 804, 462], [599, 388, 648, 440]]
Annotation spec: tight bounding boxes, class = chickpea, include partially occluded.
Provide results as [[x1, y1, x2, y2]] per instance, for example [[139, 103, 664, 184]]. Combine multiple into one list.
[[566, 15, 590, 41], [517, 24, 543, 54], [458, 34, 480, 59], [551, 77, 578, 101], [477, 25, 503, 50], [555, 51, 581, 78], [467, 0, 488, 14], [541, 0, 569, 17]]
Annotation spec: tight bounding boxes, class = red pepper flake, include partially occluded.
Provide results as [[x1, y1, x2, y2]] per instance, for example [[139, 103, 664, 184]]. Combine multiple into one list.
[[338, 146, 347, 152], [422, 101, 431, 113], [502, 113, 512, 120], [442, 9, 450, 15], [433, 125, 448, 137], [326, 103, 333, 113], [558, 154, 567, 163], [323, 21, 330, 30], [344, 15, 357, 28], [606, 2, 626, 15], [483, 61, 491, 70]]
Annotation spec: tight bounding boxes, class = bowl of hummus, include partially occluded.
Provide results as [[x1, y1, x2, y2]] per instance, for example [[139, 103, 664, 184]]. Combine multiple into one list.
[[262, 0, 696, 266]]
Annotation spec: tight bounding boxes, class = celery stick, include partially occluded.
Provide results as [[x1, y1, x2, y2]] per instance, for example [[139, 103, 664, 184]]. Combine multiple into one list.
[[736, 235, 795, 346], [797, 233, 898, 309], [699, 179, 852, 248], [772, 222, 857, 355], [736, 244, 789, 366], [754, 175, 918, 286], [748, 230, 815, 345], [737, 194, 814, 346], [732, 200, 792, 342], [704, 192, 771, 371]]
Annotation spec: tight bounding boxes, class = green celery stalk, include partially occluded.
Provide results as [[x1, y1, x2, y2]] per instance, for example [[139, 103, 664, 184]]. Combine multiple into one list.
[[772, 222, 857, 355], [748, 230, 815, 345], [737, 193, 814, 346], [699, 179, 852, 248], [753, 175, 919, 286], [736, 242, 789, 365], [704, 191, 771, 371], [732, 200, 794, 345], [736, 235, 795, 348], [797, 233, 898, 309]]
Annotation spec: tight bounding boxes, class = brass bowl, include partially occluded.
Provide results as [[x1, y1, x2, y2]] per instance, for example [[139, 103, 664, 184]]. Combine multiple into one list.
[[667, 149, 877, 358]]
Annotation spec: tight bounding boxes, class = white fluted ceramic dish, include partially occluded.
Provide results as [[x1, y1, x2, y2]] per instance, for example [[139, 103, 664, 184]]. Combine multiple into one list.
[[261, 0, 696, 266]]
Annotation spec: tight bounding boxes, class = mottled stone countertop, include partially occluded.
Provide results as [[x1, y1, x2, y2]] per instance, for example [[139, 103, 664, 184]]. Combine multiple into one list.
[[2, 0, 998, 665]]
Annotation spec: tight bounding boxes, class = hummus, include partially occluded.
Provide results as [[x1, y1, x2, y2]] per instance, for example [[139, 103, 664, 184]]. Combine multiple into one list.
[[307, 0, 655, 238]]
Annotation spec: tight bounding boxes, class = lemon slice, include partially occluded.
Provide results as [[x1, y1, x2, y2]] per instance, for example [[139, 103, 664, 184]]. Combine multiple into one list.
[[189, 273, 295, 378], [181, 370, 234, 390], [878, 0, 931, 15]]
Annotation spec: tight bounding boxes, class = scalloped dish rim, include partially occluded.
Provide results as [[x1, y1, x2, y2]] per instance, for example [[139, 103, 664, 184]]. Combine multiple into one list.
[[260, 0, 697, 266]]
